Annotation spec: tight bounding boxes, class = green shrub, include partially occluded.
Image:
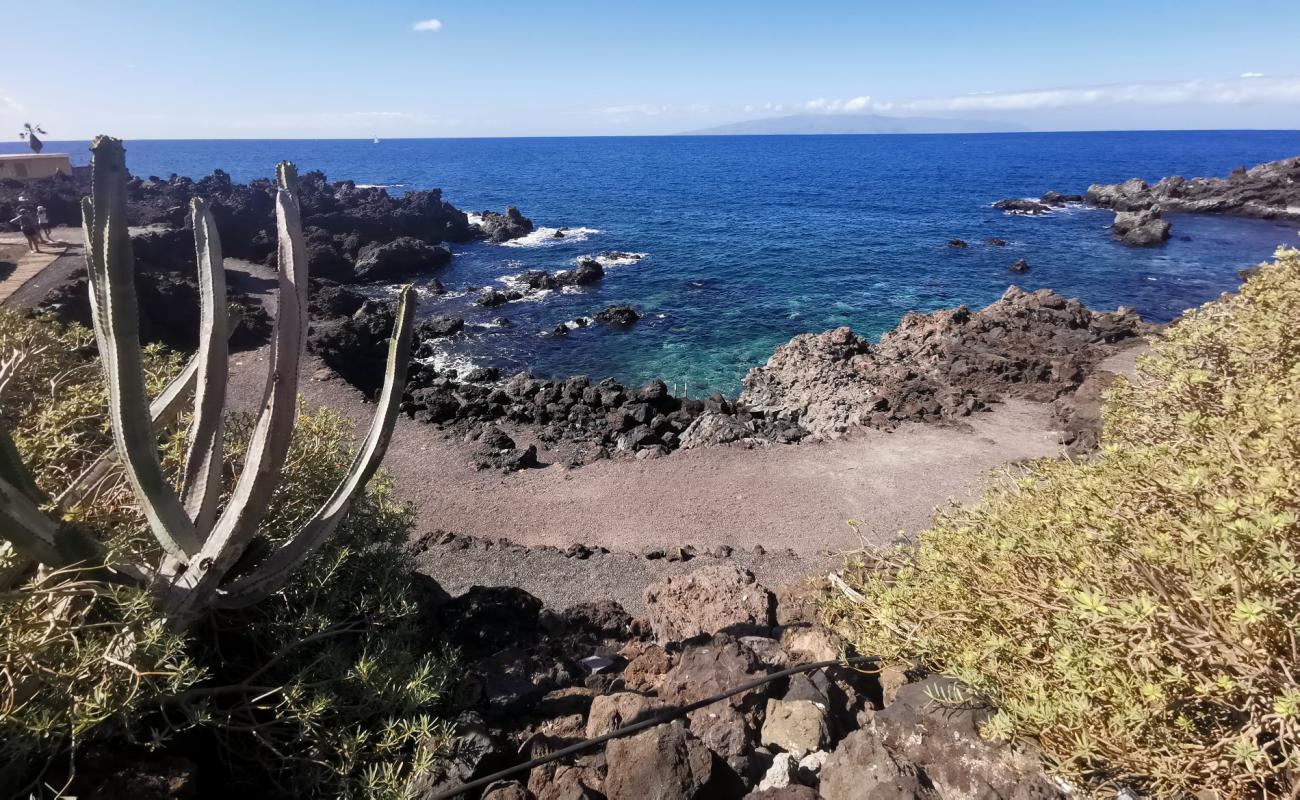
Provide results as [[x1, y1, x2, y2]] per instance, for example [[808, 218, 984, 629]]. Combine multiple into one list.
[[826, 248, 1300, 796], [0, 309, 457, 798], [169, 407, 457, 798]]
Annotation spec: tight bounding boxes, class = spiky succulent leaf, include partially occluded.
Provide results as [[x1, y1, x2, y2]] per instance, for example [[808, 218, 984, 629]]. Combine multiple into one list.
[[82, 136, 199, 562], [179, 198, 228, 535], [215, 285, 417, 608]]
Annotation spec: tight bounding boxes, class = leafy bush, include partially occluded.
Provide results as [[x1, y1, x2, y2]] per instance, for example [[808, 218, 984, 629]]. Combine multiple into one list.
[[827, 248, 1300, 796], [169, 408, 457, 798], [0, 309, 457, 798]]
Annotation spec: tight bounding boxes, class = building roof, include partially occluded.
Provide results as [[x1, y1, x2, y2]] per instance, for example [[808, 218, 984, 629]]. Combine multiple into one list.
[[0, 153, 72, 160]]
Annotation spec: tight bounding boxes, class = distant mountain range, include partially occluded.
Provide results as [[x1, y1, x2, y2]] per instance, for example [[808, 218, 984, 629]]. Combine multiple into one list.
[[687, 112, 1025, 136]]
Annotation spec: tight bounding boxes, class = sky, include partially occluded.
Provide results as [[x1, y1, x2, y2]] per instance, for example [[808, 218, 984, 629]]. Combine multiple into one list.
[[3, 0, 1300, 139]]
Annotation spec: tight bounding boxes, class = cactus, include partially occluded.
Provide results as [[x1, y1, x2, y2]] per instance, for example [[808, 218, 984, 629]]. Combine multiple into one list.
[[0, 136, 417, 619]]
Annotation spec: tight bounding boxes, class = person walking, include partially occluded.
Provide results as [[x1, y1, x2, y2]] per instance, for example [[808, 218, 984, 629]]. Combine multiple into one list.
[[9, 207, 42, 253], [35, 205, 53, 243]]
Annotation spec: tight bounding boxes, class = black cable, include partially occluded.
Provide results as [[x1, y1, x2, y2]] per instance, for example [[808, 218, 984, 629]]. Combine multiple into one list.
[[428, 654, 879, 800]]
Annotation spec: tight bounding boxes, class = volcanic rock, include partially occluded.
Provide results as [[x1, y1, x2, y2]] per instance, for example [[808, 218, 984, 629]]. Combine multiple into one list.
[[1086, 157, 1300, 220], [594, 304, 641, 326], [353, 236, 451, 282], [740, 286, 1148, 437], [477, 207, 535, 243], [993, 198, 1052, 215], [555, 259, 605, 287], [644, 565, 776, 641], [1111, 206, 1172, 247], [603, 721, 717, 800]]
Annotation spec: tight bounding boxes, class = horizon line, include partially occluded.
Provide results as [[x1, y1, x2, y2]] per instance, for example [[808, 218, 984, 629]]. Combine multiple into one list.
[[6, 127, 1300, 145]]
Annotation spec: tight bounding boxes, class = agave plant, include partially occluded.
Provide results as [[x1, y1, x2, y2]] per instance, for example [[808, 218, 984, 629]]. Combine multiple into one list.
[[0, 136, 416, 620]]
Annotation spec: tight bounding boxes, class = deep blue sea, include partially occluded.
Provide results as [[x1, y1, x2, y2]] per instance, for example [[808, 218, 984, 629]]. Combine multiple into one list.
[[8, 132, 1300, 394]]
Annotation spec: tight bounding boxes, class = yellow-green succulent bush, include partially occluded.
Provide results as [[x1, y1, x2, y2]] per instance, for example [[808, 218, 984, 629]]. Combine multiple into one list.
[[826, 248, 1300, 797], [0, 309, 457, 798]]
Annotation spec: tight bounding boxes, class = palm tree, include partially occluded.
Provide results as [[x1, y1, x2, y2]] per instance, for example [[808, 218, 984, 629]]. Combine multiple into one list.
[[18, 123, 47, 153]]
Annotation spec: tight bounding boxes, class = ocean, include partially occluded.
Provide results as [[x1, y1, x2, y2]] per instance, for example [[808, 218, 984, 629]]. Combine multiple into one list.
[[9, 131, 1300, 395]]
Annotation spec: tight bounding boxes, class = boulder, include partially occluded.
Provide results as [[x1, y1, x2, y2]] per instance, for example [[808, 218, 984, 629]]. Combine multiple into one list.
[[555, 259, 605, 287], [416, 314, 465, 339], [528, 760, 605, 800], [744, 788, 817, 800], [352, 236, 451, 281], [1008, 258, 1029, 273], [661, 635, 769, 770], [947, 239, 968, 248], [477, 207, 535, 243], [993, 198, 1052, 215], [481, 782, 530, 800], [594, 304, 641, 326], [984, 237, 1007, 246], [760, 698, 830, 757], [586, 692, 666, 737], [309, 283, 366, 318], [644, 565, 776, 641], [818, 728, 929, 800], [478, 289, 511, 307], [308, 299, 395, 396], [1040, 190, 1082, 206], [756, 752, 800, 791], [603, 721, 717, 800], [867, 677, 1062, 798], [620, 642, 674, 693], [677, 412, 755, 449], [1110, 206, 1171, 247]]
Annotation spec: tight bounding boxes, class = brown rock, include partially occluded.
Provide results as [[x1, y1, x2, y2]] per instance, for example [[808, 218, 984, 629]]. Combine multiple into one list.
[[604, 721, 716, 800], [643, 565, 775, 642], [761, 698, 830, 757], [819, 728, 930, 800], [481, 781, 530, 800], [586, 692, 666, 738], [740, 286, 1148, 437], [744, 787, 819, 800], [528, 760, 604, 800], [620, 642, 674, 693]]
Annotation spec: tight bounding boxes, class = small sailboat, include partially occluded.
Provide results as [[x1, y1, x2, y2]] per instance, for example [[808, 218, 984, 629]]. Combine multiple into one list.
[[372, 135, 380, 144]]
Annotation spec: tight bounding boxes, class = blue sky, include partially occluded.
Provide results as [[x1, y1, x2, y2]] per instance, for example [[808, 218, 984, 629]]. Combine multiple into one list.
[[4, 0, 1300, 138]]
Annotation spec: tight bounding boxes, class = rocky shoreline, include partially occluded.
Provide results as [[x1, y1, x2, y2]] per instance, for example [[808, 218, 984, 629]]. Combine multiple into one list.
[[994, 154, 1300, 247], [307, 281, 1147, 468]]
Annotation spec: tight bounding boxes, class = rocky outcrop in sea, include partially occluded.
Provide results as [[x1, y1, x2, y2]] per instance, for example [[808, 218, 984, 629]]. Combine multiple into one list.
[[1085, 156, 1300, 220]]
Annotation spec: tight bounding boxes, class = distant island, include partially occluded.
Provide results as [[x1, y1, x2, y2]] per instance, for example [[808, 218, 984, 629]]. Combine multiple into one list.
[[687, 111, 1025, 135]]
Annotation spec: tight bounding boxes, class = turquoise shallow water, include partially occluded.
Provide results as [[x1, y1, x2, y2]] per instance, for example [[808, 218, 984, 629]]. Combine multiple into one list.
[[9, 131, 1299, 394]]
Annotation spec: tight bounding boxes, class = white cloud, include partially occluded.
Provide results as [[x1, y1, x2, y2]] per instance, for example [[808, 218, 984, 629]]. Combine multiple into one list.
[[773, 75, 1300, 120], [411, 18, 443, 32], [895, 75, 1300, 113], [798, 96, 876, 113]]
